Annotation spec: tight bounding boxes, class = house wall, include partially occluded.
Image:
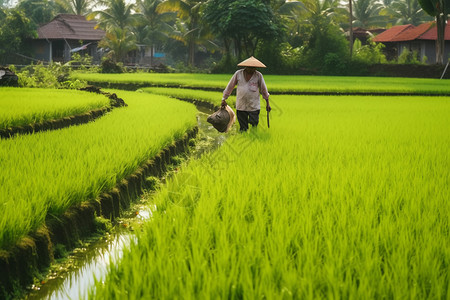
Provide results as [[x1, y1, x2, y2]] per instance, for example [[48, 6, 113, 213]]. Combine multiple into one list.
[[396, 40, 450, 64], [421, 41, 450, 64], [32, 40, 52, 62], [30, 39, 103, 64]]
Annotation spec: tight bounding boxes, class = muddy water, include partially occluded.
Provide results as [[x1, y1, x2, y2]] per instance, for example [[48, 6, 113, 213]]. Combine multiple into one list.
[[23, 105, 227, 300]]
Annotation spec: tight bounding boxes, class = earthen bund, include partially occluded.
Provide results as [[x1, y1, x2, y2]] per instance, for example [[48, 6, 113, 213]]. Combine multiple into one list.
[[0, 126, 198, 298], [0, 86, 126, 140]]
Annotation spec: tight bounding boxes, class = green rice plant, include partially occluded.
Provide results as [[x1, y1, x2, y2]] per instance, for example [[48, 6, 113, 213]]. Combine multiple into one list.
[[0, 88, 110, 130], [72, 72, 450, 95], [0, 90, 197, 250], [89, 95, 450, 299], [142, 87, 236, 108]]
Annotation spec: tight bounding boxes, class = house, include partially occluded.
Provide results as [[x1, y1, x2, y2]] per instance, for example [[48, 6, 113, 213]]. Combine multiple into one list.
[[373, 22, 450, 64], [351, 27, 385, 45], [30, 14, 105, 64]]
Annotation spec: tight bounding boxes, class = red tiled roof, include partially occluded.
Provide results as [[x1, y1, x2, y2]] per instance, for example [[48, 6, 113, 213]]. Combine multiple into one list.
[[373, 22, 450, 42], [419, 22, 450, 40], [397, 23, 433, 41], [373, 25, 413, 42], [37, 14, 105, 41]]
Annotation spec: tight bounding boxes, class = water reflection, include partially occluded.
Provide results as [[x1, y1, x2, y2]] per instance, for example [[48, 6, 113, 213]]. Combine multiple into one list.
[[26, 234, 134, 300]]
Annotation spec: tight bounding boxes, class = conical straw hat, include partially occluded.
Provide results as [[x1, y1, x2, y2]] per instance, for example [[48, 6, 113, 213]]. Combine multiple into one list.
[[237, 56, 266, 68]]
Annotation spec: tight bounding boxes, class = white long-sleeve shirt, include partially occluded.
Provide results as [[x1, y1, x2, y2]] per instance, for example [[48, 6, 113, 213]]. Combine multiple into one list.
[[222, 69, 270, 111]]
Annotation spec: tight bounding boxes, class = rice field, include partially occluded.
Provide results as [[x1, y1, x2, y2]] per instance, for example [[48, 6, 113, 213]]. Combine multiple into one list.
[[88, 94, 450, 299], [0, 88, 110, 129], [72, 73, 450, 95], [1, 74, 449, 299], [0, 90, 196, 250]]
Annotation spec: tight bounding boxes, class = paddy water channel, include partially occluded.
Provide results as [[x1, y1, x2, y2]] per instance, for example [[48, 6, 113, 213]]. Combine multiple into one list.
[[24, 105, 228, 299]]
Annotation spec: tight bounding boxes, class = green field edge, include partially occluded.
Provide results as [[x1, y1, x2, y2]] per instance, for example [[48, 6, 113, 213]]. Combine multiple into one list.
[[0, 88, 125, 139], [84, 81, 450, 97], [0, 126, 199, 299]]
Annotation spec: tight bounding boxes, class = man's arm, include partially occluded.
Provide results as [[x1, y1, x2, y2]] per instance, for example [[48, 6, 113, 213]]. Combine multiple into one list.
[[259, 73, 271, 112], [222, 72, 238, 107]]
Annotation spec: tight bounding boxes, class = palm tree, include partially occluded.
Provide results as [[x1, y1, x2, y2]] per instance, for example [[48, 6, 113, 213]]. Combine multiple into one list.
[[88, 0, 135, 30], [99, 27, 137, 62], [134, 0, 175, 65], [380, 0, 433, 26], [56, 0, 91, 15], [156, 0, 206, 66], [351, 0, 385, 28], [88, 0, 137, 64], [302, 0, 347, 27]]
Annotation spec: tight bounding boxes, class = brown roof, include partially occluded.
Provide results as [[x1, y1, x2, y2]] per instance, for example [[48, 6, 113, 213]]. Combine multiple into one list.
[[373, 22, 450, 42], [419, 22, 450, 40], [37, 14, 105, 41], [373, 24, 414, 42]]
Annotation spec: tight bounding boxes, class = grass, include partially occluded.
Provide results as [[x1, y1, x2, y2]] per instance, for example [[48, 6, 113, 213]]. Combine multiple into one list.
[[0, 88, 110, 129], [0, 90, 197, 250], [72, 72, 450, 95], [88, 94, 450, 299]]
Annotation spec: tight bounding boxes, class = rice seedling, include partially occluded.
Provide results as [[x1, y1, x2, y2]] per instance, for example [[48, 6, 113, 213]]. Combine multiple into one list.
[[89, 95, 450, 299], [0, 90, 197, 250], [0, 88, 110, 129], [71, 73, 450, 95]]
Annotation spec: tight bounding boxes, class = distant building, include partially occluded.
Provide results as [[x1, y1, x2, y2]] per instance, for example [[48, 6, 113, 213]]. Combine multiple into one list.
[[30, 14, 105, 64], [373, 22, 450, 63], [351, 27, 385, 45]]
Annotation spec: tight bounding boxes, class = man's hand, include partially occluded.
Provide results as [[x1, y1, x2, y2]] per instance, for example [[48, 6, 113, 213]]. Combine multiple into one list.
[[266, 102, 271, 112], [221, 99, 227, 108]]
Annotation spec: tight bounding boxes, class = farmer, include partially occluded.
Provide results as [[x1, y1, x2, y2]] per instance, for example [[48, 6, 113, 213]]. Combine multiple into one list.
[[221, 56, 271, 131]]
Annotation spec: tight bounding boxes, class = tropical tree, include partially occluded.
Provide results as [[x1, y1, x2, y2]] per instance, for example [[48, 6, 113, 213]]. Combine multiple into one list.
[[418, 0, 449, 64], [351, 0, 385, 28], [134, 0, 175, 65], [270, 0, 305, 47], [380, 0, 433, 26], [17, 0, 59, 26], [0, 9, 37, 64], [89, 0, 136, 30], [203, 0, 280, 60], [157, 0, 208, 66], [297, 0, 350, 73], [99, 27, 137, 62], [55, 0, 92, 15]]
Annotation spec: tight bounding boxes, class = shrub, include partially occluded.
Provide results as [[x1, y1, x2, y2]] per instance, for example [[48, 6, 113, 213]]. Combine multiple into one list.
[[14, 62, 87, 88], [101, 57, 124, 73], [353, 39, 387, 64], [398, 49, 422, 64]]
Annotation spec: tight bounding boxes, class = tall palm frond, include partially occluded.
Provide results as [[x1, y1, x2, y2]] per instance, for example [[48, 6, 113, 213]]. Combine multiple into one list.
[[55, 0, 90, 15], [99, 27, 137, 62], [380, 0, 433, 26], [88, 0, 136, 30], [351, 0, 385, 28], [156, 0, 208, 66]]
